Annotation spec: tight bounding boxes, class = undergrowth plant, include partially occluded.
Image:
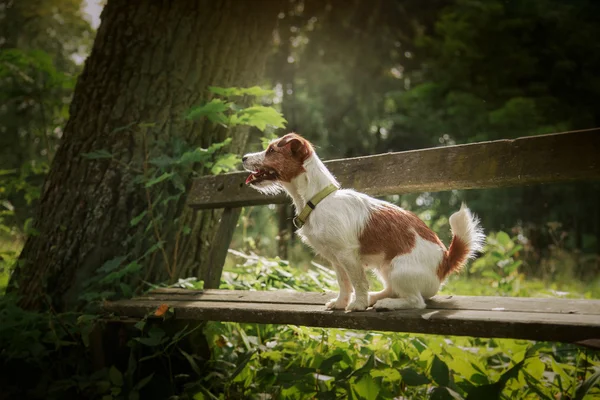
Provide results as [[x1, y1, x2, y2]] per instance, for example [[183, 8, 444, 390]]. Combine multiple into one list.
[[0, 86, 287, 400]]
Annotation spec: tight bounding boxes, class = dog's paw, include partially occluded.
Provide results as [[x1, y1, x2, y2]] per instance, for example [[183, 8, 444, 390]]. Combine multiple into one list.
[[372, 298, 396, 310], [326, 297, 349, 310], [345, 299, 368, 312]]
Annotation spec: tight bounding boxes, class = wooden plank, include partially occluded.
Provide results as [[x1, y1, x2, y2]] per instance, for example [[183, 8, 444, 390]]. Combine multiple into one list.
[[104, 296, 600, 344], [143, 289, 600, 315], [186, 129, 600, 209], [202, 207, 242, 289]]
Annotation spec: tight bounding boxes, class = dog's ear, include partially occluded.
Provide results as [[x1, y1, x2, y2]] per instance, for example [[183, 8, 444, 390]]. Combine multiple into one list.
[[277, 133, 312, 160]]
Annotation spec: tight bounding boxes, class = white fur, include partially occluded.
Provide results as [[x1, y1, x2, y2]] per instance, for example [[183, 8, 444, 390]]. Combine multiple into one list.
[[243, 148, 484, 311], [449, 203, 486, 259]]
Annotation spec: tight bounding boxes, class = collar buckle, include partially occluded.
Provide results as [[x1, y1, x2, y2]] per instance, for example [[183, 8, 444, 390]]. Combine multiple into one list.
[[293, 216, 303, 229]]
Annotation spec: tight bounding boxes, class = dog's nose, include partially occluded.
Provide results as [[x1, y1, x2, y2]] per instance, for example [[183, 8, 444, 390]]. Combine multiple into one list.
[[242, 156, 248, 162]]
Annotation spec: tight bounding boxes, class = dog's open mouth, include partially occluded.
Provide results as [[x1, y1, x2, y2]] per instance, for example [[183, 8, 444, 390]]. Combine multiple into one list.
[[245, 169, 278, 185]]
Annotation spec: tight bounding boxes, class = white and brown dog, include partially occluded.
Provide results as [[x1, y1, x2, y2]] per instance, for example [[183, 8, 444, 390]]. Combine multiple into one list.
[[242, 133, 484, 311]]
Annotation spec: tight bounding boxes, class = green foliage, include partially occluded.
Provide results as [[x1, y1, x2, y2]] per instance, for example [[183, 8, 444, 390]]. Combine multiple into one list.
[[186, 86, 286, 132], [471, 232, 524, 295]]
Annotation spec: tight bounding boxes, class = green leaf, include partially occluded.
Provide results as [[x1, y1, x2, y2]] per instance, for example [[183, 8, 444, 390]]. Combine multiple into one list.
[[109, 366, 123, 387], [144, 172, 174, 188], [431, 355, 450, 387], [210, 153, 241, 174], [98, 256, 127, 273], [130, 211, 147, 226], [240, 86, 274, 97], [180, 349, 203, 377], [522, 370, 554, 400], [134, 320, 146, 331], [371, 368, 401, 382], [353, 354, 375, 378], [319, 354, 343, 373], [575, 367, 600, 400], [229, 349, 256, 382], [99, 262, 142, 284], [186, 99, 229, 123], [208, 86, 238, 97], [506, 244, 523, 257], [177, 148, 210, 166], [133, 373, 154, 391], [135, 327, 166, 347], [467, 359, 525, 400], [430, 387, 462, 400], [81, 150, 113, 160], [411, 338, 428, 353], [140, 241, 164, 259], [231, 106, 286, 131], [400, 368, 431, 386], [148, 155, 176, 168], [120, 283, 133, 297], [353, 374, 380, 400], [205, 137, 232, 153], [467, 383, 502, 400], [495, 231, 511, 247]]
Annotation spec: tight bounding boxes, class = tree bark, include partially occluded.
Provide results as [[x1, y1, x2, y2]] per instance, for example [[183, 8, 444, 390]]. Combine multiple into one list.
[[9, 0, 282, 311]]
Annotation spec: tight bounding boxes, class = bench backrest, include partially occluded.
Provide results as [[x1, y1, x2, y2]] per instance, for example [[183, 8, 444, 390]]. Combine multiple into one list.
[[187, 129, 600, 209], [187, 129, 600, 287]]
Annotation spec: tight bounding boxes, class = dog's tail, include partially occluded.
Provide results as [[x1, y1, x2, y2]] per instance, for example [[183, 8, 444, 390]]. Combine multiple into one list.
[[437, 203, 485, 280]]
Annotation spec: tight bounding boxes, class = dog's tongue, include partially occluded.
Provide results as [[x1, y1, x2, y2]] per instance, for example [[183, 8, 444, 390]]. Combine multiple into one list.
[[245, 171, 263, 185], [245, 173, 257, 185]]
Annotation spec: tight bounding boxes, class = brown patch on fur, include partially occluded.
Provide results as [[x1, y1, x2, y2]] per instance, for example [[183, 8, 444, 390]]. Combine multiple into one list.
[[436, 235, 469, 280], [261, 133, 314, 182], [359, 205, 445, 261]]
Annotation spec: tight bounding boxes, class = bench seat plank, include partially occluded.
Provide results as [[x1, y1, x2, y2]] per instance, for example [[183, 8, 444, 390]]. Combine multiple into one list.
[[105, 289, 600, 344], [145, 288, 600, 315]]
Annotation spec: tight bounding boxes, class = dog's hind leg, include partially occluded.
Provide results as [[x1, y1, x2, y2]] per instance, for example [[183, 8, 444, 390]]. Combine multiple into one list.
[[373, 253, 439, 310], [368, 262, 393, 307]]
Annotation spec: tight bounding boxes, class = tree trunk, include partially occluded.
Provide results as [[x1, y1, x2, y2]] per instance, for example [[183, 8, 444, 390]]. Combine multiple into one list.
[[9, 0, 282, 311]]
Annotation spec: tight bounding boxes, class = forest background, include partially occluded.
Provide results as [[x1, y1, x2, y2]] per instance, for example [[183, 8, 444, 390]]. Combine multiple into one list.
[[1, 0, 599, 399]]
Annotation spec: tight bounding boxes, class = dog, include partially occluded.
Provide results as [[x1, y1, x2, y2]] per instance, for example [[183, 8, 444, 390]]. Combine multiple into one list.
[[242, 133, 484, 311]]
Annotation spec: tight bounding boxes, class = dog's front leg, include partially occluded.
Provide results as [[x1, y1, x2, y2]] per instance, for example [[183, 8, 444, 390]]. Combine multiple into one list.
[[338, 256, 369, 311], [326, 264, 353, 310]]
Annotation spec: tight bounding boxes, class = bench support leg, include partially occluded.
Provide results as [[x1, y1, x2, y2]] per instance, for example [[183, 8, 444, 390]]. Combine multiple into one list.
[[203, 207, 242, 289]]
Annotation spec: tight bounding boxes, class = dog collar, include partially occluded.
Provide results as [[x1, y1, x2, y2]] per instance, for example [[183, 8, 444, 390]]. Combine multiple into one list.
[[293, 184, 338, 229]]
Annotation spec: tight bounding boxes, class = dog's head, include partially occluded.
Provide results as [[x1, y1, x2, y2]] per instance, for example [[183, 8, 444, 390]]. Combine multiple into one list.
[[242, 133, 314, 194]]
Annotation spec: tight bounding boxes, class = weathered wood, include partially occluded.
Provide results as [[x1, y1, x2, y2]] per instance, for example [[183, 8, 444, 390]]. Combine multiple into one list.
[[143, 289, 600, 315], [187, 130, 600, 209], [203, 208, 242, 289], [105, 289, 600, 344]]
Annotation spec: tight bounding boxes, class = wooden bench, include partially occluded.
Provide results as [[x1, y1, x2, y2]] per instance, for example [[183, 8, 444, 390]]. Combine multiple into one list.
[[105, 129, 600, 347]]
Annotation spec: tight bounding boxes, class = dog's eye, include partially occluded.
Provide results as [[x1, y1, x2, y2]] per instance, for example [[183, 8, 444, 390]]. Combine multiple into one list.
[[267, 147, 275, 154]]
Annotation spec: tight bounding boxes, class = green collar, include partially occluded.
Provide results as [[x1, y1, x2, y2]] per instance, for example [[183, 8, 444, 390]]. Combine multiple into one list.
[[293, 184, 339, 229]]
